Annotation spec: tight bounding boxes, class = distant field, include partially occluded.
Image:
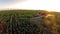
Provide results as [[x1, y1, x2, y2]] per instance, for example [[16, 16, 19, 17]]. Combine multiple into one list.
[[0, 10, 60, 34]]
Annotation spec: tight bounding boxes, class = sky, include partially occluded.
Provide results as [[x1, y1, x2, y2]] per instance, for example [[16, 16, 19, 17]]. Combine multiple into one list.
[[0, 0, 60, 12]]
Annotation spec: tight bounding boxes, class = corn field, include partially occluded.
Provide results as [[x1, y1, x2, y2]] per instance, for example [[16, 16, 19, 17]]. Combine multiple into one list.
[[0, 10, 60, 34]]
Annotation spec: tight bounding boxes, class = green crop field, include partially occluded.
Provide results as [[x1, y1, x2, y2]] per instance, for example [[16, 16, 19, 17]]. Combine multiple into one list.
[[0, 10, 60, 34]]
